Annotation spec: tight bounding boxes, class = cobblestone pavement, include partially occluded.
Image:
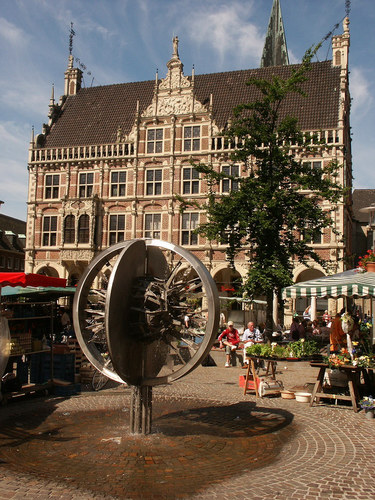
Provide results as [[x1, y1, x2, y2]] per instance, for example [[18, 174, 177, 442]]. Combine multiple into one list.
[[0, 361, 374, 499]]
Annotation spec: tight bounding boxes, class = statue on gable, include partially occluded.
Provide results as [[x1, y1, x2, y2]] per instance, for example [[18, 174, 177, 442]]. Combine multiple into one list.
[[172, 35, 179, 58]]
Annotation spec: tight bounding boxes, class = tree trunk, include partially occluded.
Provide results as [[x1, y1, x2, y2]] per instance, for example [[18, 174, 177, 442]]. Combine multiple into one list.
[[265, 291, 274, 344]]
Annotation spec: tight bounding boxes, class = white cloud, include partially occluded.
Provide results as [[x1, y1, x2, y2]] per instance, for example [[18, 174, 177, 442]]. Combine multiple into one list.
[[0, 121, 30, 218], [0, 16, 28, 45], [350, 67, 374, 117], [186, 4, 263, 67]]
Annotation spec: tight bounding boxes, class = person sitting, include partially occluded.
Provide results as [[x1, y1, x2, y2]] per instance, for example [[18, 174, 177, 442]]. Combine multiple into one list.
[[299, 320, 307, 339], [289, 317, 300, 341], [311, 319, 321, 335], [218, 321, 240, 367], [303, 306, 311, 321], [241, 321, 262, 363], [322, 310, 331, 324]]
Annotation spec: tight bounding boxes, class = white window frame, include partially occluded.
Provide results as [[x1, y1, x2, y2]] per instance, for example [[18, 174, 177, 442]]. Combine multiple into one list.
[[79, 172, 94, 198], [45, 174, 60, 199], [221, 165, 240, 193], [145, 169, 162, 196], [183, 125, 200, 152], [110, 171, 127, 197], [144, 213, 161, 239], [147, 128, 164, 154], [42, 215, 58, 246], [181, 213, 199, 246], [303, 160, 322, 170], [182, 167, 200, 195], [109, 214, 126, 245]]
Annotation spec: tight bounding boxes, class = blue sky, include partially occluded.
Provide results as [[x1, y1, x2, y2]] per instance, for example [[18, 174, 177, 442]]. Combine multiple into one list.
[[0, 0, 374, 221]]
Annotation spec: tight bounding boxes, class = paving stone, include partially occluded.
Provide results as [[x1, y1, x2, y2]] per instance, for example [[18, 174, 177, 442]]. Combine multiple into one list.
[[0, 363, 374, 498]]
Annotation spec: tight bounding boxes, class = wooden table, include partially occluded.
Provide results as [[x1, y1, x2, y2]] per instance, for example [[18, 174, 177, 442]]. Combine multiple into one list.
[[309, 363, 367, 412], [243, 356, 277, 397]]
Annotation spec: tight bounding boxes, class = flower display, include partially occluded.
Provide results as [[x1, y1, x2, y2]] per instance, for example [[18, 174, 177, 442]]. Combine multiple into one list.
[[359, 396, 374, 410], [359, 320, 372, 334], [358, 249, 375, 270], [326, 347, 375, 368]]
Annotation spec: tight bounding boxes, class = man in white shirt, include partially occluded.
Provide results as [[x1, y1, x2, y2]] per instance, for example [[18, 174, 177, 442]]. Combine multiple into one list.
[[241, 321, 262, 363]]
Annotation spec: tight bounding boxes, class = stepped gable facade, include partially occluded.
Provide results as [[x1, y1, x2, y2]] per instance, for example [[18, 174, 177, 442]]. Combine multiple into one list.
[[26, 19, 352, 316]]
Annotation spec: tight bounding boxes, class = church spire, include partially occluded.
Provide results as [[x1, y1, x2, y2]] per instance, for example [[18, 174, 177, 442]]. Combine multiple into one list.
[[260, 0, 289, 67]]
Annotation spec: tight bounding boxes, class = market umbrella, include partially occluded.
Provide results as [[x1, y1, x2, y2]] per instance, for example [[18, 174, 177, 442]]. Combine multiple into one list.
[[0, 272, 66, 289], [282, 269, 375, 299]]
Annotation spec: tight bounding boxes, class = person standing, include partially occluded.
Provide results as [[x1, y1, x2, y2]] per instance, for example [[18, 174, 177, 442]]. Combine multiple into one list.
[[218, 321, 240, 367], [330, 313, 345, 352]]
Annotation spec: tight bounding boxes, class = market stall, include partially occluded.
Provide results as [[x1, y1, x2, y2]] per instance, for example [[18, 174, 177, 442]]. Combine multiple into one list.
[[281, 269, 375, 411], [0, 273, 77, 402]]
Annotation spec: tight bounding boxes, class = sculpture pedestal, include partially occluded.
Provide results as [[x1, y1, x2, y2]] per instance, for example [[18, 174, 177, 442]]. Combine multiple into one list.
[[130, 385, 153, 434]]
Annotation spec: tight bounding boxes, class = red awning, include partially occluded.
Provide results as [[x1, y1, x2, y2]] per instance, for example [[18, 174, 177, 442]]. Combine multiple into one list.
[[0, 272, 66, 288]]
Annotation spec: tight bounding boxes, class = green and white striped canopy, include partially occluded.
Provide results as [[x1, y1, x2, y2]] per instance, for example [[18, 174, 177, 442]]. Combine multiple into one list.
[[282, 269, 375, 299]]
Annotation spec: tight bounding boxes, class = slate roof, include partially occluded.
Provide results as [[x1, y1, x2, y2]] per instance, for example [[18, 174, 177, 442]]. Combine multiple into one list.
[[352, 189, 375, 222], [0, 214, 26, 253], [0, 214, 26, 235], [44, 61, 341, 148]]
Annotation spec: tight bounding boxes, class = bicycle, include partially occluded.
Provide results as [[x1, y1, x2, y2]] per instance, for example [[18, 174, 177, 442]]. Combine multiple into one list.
[[91, 368, 109, 391]]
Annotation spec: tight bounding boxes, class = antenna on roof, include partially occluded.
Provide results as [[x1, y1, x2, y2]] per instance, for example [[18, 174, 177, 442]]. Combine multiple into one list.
[[345, 0, 351, 17], [69, 22, 75, 56]]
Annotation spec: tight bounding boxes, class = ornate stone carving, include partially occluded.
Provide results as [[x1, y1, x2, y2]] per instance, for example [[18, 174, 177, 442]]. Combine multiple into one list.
[[159, 71, 191, 90], [60, 249, 95, 261], [142, 94, 207, 118]]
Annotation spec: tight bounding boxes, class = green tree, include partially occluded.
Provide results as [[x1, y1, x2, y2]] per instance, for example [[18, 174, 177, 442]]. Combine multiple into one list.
[[179, 46, 346, 335]]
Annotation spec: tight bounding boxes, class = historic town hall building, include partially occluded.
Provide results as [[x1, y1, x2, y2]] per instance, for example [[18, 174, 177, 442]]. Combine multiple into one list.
[[25, 3, 352, 320]]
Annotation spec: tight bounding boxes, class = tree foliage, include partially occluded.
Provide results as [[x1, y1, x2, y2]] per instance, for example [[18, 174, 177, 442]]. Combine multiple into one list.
[[178, 46, 347, 331]]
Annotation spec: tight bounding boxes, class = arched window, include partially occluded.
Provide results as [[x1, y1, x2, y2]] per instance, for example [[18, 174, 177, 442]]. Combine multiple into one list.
[[64, 215, 75, 244], [335, 50, 341, 66], [78, 214, 90, 243]]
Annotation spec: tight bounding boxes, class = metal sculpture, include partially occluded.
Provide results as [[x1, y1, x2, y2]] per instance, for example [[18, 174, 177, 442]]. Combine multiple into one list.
[[73, 239, 219, 433]]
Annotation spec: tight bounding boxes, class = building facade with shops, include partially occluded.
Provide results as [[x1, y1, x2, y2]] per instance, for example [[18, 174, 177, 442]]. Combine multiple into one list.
[[25, 12, 352, 322]]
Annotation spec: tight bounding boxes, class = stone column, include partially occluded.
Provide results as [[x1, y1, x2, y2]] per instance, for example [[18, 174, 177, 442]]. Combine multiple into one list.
[[310, 296, 317, 321], [130, 385, 153, 435]]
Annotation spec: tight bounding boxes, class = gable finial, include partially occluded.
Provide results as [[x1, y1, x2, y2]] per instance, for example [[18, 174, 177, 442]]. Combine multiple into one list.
[[172, 35, 179, 58]]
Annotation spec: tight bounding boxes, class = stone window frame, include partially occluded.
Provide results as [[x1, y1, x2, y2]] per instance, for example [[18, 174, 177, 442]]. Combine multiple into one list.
[[42, 215, 58, 246], [110, 170, 127, 197], [79, 172, 94, 198], [145, 168, 162, 196], [45, 173, 60, 199], [303, 160, 322, 171], [182, 166, 200, 195], [221, 165, 240, 193], [183, 125, 201, 152], [147, 128, 164, 154], [144, 213, 161, 239], [108, 213, 126, 245], [64, 214, 76, 244], [78, 214, 90, 244], [181, 212, 199, 246]]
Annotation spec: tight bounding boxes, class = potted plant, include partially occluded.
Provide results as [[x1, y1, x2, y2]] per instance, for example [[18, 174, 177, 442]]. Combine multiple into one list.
[[358, 250, 375, 272], [359, 396, 375, 418]]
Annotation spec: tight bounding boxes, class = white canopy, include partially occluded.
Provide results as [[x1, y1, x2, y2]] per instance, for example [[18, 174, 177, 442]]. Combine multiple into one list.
[[282, 269, 375, 299]]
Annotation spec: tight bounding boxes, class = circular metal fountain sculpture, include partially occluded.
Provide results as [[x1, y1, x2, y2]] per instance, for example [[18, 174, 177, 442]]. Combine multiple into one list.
[[73, 239, 220, 433]]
